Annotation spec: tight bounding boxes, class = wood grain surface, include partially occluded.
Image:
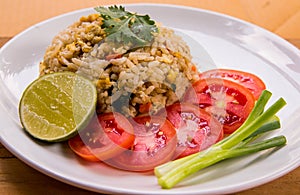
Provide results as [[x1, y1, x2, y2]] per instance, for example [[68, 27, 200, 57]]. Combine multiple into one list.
[[1, 0, 300, 39], [1, 1, 300, 193]]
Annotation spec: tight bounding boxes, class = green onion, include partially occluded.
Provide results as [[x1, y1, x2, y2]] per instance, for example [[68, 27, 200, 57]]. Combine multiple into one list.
[[154, 90, 287, 189]]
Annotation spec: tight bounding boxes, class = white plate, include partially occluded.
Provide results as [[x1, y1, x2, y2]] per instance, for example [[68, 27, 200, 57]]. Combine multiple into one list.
[[1, 4, 300, 194]]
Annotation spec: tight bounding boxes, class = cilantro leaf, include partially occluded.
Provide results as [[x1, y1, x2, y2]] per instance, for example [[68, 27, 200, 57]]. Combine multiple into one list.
[[94, 5, 158, 48], [95, 5, 127, 19]]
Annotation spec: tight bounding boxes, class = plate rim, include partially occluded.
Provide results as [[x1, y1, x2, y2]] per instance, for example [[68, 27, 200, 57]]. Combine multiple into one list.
[[1, 3, 299, 54]]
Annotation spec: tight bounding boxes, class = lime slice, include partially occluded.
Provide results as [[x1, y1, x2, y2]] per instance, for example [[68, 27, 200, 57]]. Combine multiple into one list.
[[19, 72, 97, 142]]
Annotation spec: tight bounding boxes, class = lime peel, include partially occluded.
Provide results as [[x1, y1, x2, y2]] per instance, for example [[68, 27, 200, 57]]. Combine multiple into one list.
[[19, 72, 97, 142]]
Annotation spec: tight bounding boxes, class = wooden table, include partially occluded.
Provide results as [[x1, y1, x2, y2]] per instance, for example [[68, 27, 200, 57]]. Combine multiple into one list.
[[1, 36, 300, 194], [1, 1, 300, 193]]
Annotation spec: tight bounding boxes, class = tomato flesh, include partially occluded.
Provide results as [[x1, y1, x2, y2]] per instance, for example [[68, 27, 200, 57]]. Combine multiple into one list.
[[68, 69, 263, 170], [107, 115, 177, 172], [184, 78, 255, 134], [200, 69, 266, 99], [162, 103, 223, 158], [68, 112, 135, 161]]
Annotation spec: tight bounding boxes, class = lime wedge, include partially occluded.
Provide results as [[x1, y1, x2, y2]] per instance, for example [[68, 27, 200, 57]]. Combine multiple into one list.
[[19, 72, 97, 142]]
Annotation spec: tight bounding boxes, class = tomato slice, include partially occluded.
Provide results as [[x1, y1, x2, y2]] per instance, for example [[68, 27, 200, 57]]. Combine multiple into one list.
[[184, 78, 255, 134], [161, 103, 223, 159], [68, 112, 135, 162], [107, 115, 177, 172], [200, 69, 266, 99]]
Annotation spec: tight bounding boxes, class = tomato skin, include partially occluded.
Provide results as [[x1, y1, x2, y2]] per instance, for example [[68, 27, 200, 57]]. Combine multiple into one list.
[[184, 78, 255, 134], [68, 112, 135, 162], [138, 102, 152, 114], [200, 69, 266, 99], [107, 115, 177, 172], [68, 135, 100, 162], [161, 103, 223, 159]]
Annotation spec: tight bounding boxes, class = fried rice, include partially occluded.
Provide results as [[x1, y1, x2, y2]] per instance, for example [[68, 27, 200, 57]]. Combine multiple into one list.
[[39, 13, 199, 117]]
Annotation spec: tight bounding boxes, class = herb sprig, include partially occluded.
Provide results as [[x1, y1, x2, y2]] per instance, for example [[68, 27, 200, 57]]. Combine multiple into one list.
[[95, 5, 158, 48]]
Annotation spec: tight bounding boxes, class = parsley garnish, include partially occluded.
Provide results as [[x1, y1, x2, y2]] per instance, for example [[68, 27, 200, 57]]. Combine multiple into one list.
[[95, 5, 158, 48]]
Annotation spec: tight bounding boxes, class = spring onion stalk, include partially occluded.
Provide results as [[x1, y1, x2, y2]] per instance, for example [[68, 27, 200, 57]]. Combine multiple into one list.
[[154, 90, 287, 189], [241, 115, 280, 146]]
